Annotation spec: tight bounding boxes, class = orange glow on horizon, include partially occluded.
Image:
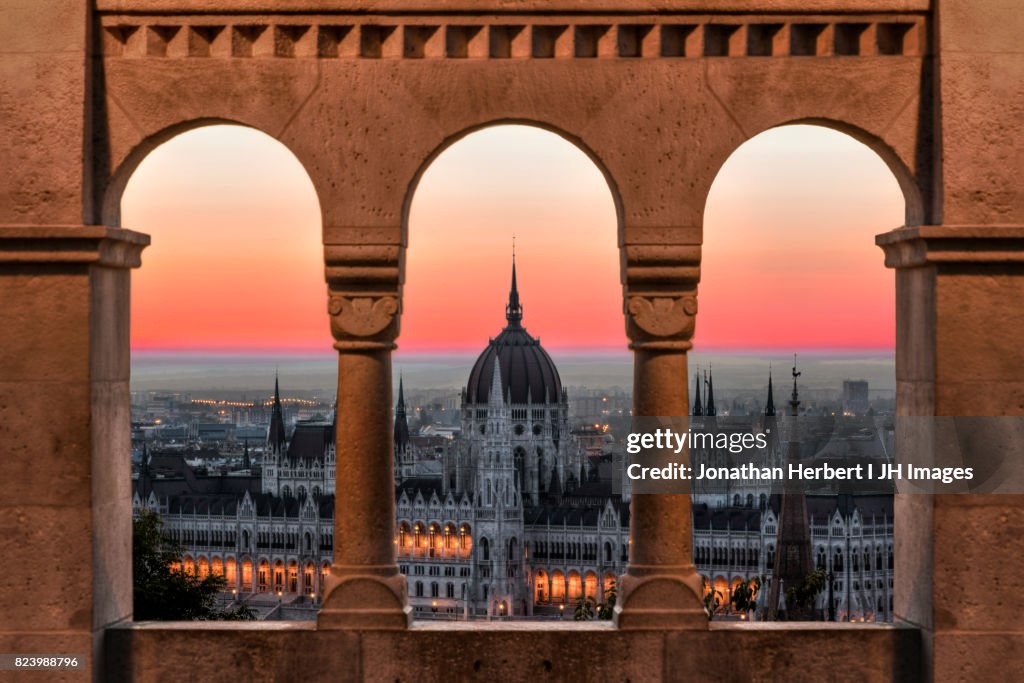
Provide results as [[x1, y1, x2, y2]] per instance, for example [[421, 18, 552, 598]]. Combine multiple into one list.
[[123, 124, 902, 353]]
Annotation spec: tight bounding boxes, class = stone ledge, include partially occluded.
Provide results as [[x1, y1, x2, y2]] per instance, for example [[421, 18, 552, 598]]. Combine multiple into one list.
[[0, 226, 150, 269], [105, 621, 920, 682], [876, 225, 1024, 268]]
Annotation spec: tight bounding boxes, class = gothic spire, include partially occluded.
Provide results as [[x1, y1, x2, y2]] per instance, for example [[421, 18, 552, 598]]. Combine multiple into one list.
[[268, 373, 286, 451], [765, 365, 776, 417], [692, 367, 704, 417], [505, 244, 523, 327], [705, 368, 716, 417], [488, 358, 505, 408], [394, 373, 410, 450]]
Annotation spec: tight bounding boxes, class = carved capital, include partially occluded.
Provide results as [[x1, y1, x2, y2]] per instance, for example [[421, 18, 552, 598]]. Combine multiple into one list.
[[625, 293, 697, 350], [328, 293, 400, 350]]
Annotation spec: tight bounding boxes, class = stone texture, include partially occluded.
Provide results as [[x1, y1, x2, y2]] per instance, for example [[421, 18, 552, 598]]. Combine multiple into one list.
[[2, 1, 1024, 680]]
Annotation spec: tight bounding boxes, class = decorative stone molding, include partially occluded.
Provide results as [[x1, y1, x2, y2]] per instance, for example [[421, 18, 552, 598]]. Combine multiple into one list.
[[324, 236, 402, 350], [876, 225, 1024, 268], [0, 226, 150, 269], [627, 295, 698, 338], [99, 13, 927, 61], [623, 237, 701, 350], [328, 294, 398, 336], [318, 573, 413, 630], [614, 571, 706, 630]]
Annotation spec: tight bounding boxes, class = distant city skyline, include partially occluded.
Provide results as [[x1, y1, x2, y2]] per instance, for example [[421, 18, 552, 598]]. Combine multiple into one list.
[[123, 124, 904, 353], [130, 349, 896, 396]]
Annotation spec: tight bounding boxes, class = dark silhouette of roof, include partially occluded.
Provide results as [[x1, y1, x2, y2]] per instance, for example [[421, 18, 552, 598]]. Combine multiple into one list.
[[396, 477, 446, 502], [286, 422, 335, 463]]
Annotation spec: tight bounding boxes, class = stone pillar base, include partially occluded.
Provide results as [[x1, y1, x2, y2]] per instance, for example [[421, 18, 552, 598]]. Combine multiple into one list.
[[613, 568, 706, 630], [317, 572, 412, 631]]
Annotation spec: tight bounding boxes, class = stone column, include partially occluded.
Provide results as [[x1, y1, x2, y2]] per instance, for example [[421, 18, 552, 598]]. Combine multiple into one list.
[[0, 227, 147, 676], [614, 240, 706, 630], [878, 226, 1024, 679], [317, 235, 412, 630]]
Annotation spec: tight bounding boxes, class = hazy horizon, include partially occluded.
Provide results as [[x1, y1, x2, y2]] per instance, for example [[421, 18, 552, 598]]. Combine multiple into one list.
[[131, 349, 895, 396]]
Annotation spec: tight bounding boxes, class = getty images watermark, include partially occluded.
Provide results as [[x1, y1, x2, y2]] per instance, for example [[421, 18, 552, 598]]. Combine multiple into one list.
[[613, 416, 1024, 495]]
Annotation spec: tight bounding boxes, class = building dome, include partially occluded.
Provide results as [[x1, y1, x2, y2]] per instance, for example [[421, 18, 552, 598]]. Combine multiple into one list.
[[465, 257, 563, 405]]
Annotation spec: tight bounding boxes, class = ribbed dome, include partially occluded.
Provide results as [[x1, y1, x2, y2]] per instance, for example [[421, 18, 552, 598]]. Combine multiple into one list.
[[465, 256, 562, 405], [467, 327, 562, 405]]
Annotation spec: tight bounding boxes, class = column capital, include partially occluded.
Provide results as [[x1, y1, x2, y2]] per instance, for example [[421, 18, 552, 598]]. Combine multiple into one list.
[[324, 238, 402, 351], [876, 225, 1024, 269], [622, 241, 701, 351], [0, 225, 150, 269]]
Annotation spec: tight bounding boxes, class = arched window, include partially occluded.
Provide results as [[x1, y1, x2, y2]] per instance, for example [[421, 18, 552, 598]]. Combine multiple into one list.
[[303, 562, 314, 594], [567, 571, 582, 601], [241, 559, 253, 592], [480, 537, 490, 562], [258, 560, 269, 592], [551, 571, 566, 602], [534, 570, 549, 603], [273, 561, 284, 593]]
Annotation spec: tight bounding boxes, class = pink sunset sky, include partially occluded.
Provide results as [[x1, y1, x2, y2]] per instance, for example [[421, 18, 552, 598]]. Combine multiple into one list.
[[121, 124, 904, 354]]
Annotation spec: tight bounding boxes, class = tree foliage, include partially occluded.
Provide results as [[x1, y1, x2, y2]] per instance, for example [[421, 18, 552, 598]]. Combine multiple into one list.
[[133, 509, 255, 621], [785, 568, 827, 614], [571, 581, 617, 621], [730, 576, 761, 613], [702, 576, 725, 621]]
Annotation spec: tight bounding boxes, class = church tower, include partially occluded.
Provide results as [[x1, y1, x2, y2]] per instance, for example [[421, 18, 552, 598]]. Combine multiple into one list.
[[473, 359, 526, 617], [393, 375, 414, 483], [262, 375, 286, 495]]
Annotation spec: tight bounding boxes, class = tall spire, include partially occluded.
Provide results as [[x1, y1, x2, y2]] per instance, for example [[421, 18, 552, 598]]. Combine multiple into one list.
[[692, 367, 704, 417], [705, 368, 716, 417], [488, 358, 505, 409], [505, 242, 523, 327], [765, 365, 776, 417], [394, 373, 410, 450], [268, 373, 286, 451]]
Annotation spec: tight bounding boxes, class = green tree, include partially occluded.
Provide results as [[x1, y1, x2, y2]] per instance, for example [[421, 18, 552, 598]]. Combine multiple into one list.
[[133, 509, 255, 621], [702, 576, 724, 621], [785, 568, 827, 616], [730, 577, 761, 613], [573, 597, 596, 621], [596, 581, 617, 620]]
